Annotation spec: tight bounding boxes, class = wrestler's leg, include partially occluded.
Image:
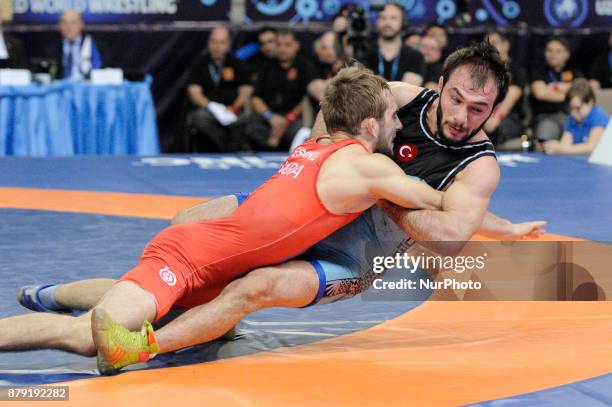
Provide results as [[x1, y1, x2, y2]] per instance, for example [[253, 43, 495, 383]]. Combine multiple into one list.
[[54, 278, 116, 311], [17, 195, 244, 315], [154, 260, 319, 353], [0, 281, 153, 356]]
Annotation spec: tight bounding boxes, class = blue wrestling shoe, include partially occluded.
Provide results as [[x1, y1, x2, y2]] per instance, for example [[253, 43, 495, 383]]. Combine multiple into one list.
[[17, 284, 73, 314]]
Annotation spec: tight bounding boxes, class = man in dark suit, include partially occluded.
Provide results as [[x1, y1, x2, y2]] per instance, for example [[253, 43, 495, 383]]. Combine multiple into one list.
[[55, 10, 102, 80]]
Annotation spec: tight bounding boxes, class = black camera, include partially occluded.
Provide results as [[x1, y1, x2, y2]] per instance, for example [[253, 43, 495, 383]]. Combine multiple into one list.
[[346, 5, 369, 41]]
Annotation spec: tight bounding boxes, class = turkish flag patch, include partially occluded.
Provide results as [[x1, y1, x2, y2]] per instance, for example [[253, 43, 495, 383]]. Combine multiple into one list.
[[395, 143, 419, 163]]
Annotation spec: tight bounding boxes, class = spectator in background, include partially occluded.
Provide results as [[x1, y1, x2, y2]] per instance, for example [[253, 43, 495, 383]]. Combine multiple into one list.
[[185, 26, 250, 152], [240, 30, 315, 150], [331, 6, 357, 63], [0, 21, 27, 69], [419, 35, 443, 90], [545, 79, 609, 155], [404, 33, 421, 51], [530, 36, 583, 145], [245, 26, 278, 84], [56, 10, 102, 80], [308, 31, 343, 114], [331, 8, 349, 34], [424, 23, 449, 55], [589, 32, 612, 89], [484, 31, 526, 146], [364, 2, 425, 85]]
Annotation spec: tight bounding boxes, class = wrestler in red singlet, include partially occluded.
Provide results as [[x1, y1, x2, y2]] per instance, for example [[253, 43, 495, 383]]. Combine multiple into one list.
[[121, 137, 366, 320]]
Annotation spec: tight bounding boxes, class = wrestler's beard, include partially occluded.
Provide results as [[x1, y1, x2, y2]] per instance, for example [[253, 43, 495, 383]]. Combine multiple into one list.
[[374, 128, 394, 157], [435, 103, 488, 147]]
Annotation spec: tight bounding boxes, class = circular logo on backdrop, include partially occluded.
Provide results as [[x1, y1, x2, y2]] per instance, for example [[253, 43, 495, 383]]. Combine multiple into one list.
[[159, 266, 177, 286], [395, 143, 419, 163], [322, 0, 340, 15], [253, 0, 295, 16], [296, 0, 319, 20], [544, 0, 588, 27], [436, 0, 456, 23]]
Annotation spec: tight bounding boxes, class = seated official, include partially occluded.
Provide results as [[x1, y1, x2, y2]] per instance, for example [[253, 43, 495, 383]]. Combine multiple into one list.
[[238, 30, 315, 151], [55, 10, 103, 80], [186, 26, 250, 152]]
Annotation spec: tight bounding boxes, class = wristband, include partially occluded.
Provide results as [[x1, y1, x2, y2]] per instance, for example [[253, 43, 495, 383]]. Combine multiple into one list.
[[230, 104, 240, 114], [552, 82, 559, 91], [284, 112, 297, 124], [262, 110, 273, 122]]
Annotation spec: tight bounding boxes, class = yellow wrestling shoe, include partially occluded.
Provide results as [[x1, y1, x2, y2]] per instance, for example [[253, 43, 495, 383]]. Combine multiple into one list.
[[91, 308, 159, 375]]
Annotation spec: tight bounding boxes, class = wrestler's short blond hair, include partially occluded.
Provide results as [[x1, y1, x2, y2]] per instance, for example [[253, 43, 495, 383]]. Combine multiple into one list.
[[320, 66, 389, 135]]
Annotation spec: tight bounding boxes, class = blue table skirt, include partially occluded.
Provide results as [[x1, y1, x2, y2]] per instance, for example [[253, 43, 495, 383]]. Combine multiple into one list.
[[0, 78, 159, 156]]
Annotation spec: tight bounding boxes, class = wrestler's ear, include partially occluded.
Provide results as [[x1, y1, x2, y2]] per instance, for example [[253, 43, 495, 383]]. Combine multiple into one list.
[[363, 117, 378, 140]]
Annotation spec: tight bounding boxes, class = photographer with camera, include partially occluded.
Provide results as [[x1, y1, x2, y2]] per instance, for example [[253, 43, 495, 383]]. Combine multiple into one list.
[[363, 3, 425, 86]]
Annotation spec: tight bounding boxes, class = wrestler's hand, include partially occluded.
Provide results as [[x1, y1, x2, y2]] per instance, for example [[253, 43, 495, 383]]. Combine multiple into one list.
[[507, 221, 547, 240]]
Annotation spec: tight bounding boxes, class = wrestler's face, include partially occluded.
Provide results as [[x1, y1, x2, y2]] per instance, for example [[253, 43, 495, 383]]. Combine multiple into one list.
[[436, 65, 498, 146], [375, 90, 402, 156]]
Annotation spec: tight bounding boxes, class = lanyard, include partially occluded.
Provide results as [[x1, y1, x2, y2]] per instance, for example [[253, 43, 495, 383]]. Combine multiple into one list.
[[547, 68, 560, 83], [209, 62, 222, 85], [378, 51, 400, 81]]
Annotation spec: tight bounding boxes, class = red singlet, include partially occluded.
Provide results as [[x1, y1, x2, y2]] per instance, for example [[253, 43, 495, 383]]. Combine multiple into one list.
[[121, 137, 366, 320]]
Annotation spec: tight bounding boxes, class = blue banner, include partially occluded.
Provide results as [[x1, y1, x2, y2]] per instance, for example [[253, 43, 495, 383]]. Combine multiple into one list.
[[246, 0, 612, 28], [11, 0, 230, 23]]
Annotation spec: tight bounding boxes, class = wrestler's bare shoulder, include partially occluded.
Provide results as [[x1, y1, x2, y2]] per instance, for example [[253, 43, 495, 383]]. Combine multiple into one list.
[[388, 82, 425, 107]]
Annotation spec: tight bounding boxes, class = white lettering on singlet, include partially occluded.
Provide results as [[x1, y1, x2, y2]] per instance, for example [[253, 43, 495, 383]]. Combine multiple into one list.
[[277, 161, 304, 179], [276, 146, 322, 179], [291, 147, 321, 162]]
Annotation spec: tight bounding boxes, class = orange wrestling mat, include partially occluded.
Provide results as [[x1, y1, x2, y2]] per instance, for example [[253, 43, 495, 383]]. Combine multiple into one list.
[[0, 188, 609, 406]]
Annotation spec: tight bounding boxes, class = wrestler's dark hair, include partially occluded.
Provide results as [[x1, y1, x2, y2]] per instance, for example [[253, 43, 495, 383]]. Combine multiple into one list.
[[441, 41, 511, 107]]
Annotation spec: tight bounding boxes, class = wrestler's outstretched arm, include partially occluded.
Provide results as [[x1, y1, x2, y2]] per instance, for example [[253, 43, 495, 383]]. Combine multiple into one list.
[[354, 153, 443, 211], [380, 153, 499, 242]]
